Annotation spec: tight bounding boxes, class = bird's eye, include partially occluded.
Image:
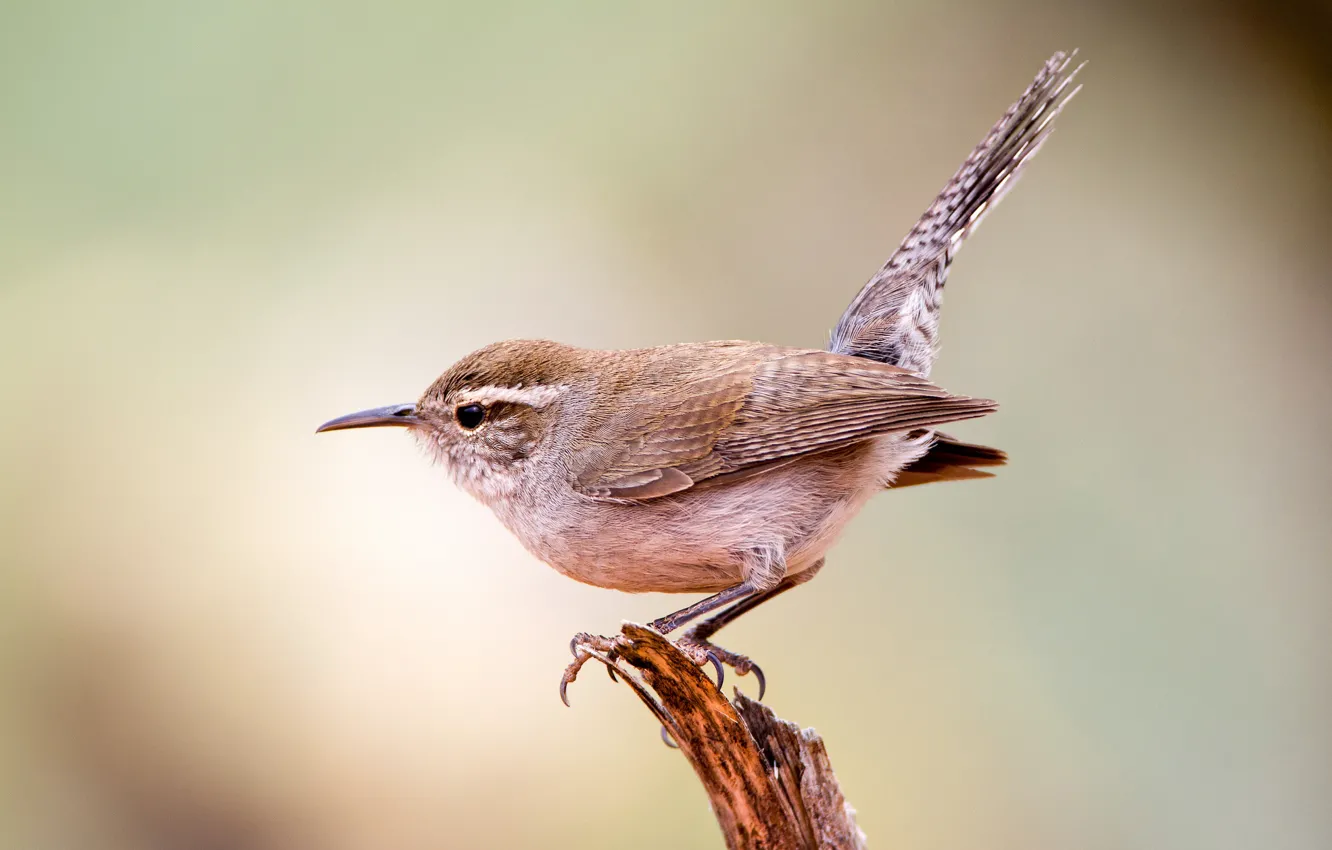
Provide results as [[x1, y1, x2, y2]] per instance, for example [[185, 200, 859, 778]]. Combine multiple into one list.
[[455, 404, 486, 430]]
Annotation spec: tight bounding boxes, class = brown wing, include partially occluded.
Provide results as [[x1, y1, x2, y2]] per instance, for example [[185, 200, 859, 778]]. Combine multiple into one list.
[[573, 346, 996, 501]]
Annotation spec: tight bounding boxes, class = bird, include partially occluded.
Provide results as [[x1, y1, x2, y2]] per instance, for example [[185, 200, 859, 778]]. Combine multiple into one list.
[[317, 52, 1082, 703]]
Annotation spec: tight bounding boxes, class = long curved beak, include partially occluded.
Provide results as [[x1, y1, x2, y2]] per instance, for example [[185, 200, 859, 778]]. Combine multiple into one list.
[[316, 403, 419, 433]]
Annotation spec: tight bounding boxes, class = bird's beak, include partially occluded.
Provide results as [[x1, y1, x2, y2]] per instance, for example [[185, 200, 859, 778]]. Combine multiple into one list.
[[316, 403, 419, 433]]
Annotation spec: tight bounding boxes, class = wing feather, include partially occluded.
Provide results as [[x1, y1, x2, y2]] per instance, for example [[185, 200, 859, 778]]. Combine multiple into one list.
[[573, 346, 995, 501]]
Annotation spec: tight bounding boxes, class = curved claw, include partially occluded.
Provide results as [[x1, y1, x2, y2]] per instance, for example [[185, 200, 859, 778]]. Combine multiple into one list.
[[749, 662, 766, 701], [560, 676, 572, 708], [660, 725, 680, 749], [706, 651, 724, 691], [607, 664, 619, 683], [569, 636, 580, 659]]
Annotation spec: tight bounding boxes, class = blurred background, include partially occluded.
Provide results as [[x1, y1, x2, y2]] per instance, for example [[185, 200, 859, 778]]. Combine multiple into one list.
[[3, 2, 1330, 848]]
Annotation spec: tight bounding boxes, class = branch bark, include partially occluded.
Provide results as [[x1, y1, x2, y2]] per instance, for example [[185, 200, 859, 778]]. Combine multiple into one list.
[[576, 623, 866, 850]]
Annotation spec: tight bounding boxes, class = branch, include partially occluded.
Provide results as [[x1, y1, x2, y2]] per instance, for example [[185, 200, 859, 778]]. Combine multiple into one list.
[[575, 623, 867, 850]]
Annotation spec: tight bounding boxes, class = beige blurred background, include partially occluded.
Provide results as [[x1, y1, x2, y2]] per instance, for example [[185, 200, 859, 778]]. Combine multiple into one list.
[[3, 2, 1330, 848]]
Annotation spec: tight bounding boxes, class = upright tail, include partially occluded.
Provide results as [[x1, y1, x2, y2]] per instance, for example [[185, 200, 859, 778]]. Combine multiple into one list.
[[829, 51, 1083, 377]]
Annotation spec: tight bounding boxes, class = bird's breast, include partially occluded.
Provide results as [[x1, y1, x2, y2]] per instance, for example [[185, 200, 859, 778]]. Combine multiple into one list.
[[483, 435, 927, 594]]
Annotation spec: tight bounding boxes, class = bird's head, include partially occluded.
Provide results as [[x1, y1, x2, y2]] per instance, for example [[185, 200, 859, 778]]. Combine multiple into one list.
[[317, 339, 587, 501]]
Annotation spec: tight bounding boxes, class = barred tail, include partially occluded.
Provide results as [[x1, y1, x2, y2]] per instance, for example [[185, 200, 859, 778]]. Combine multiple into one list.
[[829, 51, 1083, 376]]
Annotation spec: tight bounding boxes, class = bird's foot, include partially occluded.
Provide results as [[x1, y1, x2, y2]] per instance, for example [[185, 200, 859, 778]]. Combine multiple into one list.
[[675, 635, 767, 701], [560, 630, 765, 705], [560, 632, 624, 706]]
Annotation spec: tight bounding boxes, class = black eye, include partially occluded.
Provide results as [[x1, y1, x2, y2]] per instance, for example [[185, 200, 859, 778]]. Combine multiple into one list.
[[455, 404, 486, 430]]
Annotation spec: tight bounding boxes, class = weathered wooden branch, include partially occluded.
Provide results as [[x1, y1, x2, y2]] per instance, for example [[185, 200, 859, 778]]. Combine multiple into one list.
[[575, 623, 867, 850]]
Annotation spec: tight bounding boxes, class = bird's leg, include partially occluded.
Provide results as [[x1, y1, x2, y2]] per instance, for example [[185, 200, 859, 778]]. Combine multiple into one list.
[[636, 582, 758, 689], [690, 560, 823, 641], [676, 559, 825, 700], [648, 582, 758, 635], [563, 583, 758, 704], [562, 558, 822, 705]]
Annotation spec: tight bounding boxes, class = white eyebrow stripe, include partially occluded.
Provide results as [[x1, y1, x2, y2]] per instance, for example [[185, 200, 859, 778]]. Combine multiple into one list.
[[456, 384, 567, 409]]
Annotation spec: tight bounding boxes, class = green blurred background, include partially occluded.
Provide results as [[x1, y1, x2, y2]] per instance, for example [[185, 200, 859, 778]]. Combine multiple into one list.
[[3, 2, 1329, 848]]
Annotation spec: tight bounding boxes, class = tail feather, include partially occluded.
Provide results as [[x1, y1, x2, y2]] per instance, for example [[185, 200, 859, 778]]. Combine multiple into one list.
[[829, 51, 1083, 376], [888, 432, 1008, 490]]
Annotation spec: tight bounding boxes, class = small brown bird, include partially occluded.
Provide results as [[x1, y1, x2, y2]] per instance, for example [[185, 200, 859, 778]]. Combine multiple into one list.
[[319, 52, 1082, 702]]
